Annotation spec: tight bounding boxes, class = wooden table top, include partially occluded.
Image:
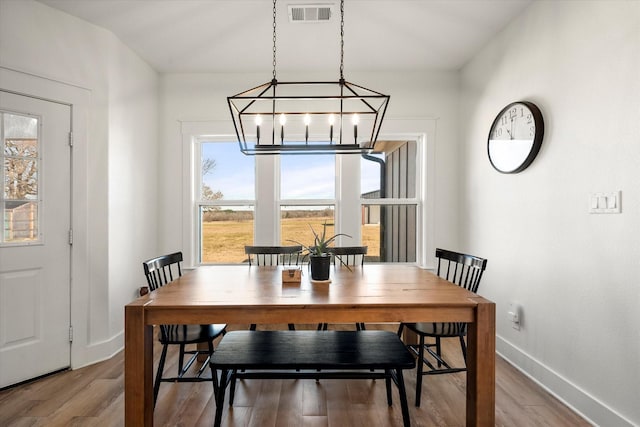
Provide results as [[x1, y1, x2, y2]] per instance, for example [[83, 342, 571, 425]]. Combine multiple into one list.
[[138, 264, 483, 325]]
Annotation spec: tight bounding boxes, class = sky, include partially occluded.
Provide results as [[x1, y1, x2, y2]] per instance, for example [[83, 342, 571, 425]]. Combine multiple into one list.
[[201, 142, 382, 201]]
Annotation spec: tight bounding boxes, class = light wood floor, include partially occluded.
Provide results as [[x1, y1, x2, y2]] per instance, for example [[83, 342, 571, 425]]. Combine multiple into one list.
[[0, 325, 590, 427]]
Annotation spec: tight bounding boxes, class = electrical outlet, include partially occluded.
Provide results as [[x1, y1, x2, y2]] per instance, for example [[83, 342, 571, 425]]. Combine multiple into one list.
[[508, 302, 521, 330]]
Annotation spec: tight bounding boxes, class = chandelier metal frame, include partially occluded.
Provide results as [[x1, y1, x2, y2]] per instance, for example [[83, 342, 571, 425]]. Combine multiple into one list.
[[228, 0, 390, 155]]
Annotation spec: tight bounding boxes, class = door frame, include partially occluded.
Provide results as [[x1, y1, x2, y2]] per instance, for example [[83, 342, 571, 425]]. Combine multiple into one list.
[[0, 66, 91, 370]]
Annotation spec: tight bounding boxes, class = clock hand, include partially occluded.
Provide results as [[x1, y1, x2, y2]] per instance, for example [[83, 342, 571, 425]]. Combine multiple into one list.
[[510, 117, 514, 140]]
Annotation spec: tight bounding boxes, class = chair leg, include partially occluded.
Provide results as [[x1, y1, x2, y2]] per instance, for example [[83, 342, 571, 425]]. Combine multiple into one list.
[[178, 343, 186, 375], [459, 335, 467, 364], [288, 323, 296, 330], [249, 324, 257, 331], [154, 343, 169, 406], [435, 337, 442, 367], [397, 323, 404, 337], [208, 340, 218, 398], [415, 334, 425, 407]]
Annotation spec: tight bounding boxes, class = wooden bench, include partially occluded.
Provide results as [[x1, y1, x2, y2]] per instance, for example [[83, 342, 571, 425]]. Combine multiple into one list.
[[210, 330, 416, 427]]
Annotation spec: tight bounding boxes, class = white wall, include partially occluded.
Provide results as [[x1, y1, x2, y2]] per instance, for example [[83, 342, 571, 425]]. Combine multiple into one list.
[[460, 1, 640, 426], [0, 0, 159, 367], [159, 70, 461, 265]]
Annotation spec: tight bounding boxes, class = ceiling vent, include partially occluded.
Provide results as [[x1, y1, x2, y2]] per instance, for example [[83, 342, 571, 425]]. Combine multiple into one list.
[[288, 4, 334, 23]]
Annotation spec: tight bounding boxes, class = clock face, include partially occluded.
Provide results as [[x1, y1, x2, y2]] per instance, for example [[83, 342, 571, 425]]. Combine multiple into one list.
[[487, 101, 544, 174]]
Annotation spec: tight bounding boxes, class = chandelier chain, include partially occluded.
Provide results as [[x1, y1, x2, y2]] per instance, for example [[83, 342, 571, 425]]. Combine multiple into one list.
[[272, 0, 277, 80], [340, 0, 344, 80]]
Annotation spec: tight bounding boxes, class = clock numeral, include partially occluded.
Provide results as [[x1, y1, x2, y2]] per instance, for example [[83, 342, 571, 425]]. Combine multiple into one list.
[[500, 116, 508, 126], [526, 114, 532, 124], [530, 125, 535, 137]]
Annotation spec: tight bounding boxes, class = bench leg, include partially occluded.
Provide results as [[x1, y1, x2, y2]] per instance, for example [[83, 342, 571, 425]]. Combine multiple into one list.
[[229, 369, 238, 406], [214, 369, 229, 427], [394, 369, 411, 427], [385, 369, 393, 406]]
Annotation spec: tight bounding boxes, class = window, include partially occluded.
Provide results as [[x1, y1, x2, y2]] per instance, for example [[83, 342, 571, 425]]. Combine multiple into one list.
[[361, 141, 418, 262], [281, 155, 335, 199], [2, 111, 40, 245], [281, 205, 335, 247], [198, 141, 254, 263], [191, 136, 421, 265], [280, 154, 336, 246]]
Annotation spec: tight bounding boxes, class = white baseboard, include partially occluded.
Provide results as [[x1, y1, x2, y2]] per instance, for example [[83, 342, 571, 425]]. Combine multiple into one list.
[[496, 335, 636, 427], [72, 331, 124, 370]]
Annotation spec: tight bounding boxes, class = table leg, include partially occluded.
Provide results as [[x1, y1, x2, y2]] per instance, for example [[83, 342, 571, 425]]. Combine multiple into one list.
[[125, 303, 154, 426], [466, 299, 495, 427]]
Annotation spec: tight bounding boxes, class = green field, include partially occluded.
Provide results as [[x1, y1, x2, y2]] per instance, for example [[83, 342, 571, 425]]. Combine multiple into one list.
[[202, 216, 380, 263]]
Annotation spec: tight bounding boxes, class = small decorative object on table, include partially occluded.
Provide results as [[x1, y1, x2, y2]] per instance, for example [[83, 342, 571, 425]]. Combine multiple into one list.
[[288, 222, 351, 281], [282, 268, 302, 284]]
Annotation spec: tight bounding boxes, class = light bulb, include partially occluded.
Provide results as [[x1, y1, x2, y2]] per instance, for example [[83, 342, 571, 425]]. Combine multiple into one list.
[[304, 114, 311, 143], [279, 113, 286, 143], [255, 114, 262, 143], [352, 114, 359, 142], [328, 114, 335, 142]]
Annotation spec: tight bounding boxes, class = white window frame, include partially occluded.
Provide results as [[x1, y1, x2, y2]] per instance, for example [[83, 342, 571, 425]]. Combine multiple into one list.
[[181, 118, 435, 269]]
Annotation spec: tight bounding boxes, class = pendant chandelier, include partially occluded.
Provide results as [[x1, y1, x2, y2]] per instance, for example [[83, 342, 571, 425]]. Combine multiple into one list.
[[228, 0, 390, 155]]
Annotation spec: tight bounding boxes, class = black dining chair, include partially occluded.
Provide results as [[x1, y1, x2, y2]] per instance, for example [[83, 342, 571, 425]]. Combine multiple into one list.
[[244, 245, 302, 331], [143, 251, 227, 406], [317, 246, 368, 331], [244, 245, 302, 267], [397, 248, 487, 407]]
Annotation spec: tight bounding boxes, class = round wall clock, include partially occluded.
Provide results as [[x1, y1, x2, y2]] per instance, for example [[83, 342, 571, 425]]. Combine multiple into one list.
[[487, 101, 544, 174]]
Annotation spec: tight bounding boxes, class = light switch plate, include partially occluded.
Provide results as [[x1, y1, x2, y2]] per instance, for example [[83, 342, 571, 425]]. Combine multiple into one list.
[[589, 191, 621, 214]]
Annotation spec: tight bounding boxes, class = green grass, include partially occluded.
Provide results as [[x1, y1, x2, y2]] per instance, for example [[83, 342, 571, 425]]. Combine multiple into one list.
[[202, 217, 380, 263]]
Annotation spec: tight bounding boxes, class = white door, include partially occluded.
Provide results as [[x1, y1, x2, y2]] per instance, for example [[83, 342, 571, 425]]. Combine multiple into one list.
[[0, 90, 71, 388]]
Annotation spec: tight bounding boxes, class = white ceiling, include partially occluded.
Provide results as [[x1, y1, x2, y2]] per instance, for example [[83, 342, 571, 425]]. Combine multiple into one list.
[[38, 0, 533, 74]]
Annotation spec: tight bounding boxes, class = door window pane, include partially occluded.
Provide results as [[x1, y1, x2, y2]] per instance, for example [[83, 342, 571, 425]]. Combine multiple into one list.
[[2, 112, 40, 244]]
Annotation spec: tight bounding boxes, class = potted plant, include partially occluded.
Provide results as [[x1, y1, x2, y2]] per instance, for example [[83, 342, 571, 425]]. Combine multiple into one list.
[[289, 222, 351, 281]]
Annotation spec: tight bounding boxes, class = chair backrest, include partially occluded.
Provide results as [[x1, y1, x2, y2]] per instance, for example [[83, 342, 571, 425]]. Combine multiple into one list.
[[328, 246, 368, 267], [142, 252, 183, 291], [244, 245, 302, 266], [435, 248, 487, 293]]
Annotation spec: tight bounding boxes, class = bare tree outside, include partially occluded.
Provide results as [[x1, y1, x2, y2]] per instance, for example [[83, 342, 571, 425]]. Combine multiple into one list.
[[202, 157, 223, 207], [4, 138, 38, 200], [3, 112, 39, 242]]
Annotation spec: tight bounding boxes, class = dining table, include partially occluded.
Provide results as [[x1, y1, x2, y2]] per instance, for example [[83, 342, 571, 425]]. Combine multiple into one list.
[[124, 264, 495, 426]]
